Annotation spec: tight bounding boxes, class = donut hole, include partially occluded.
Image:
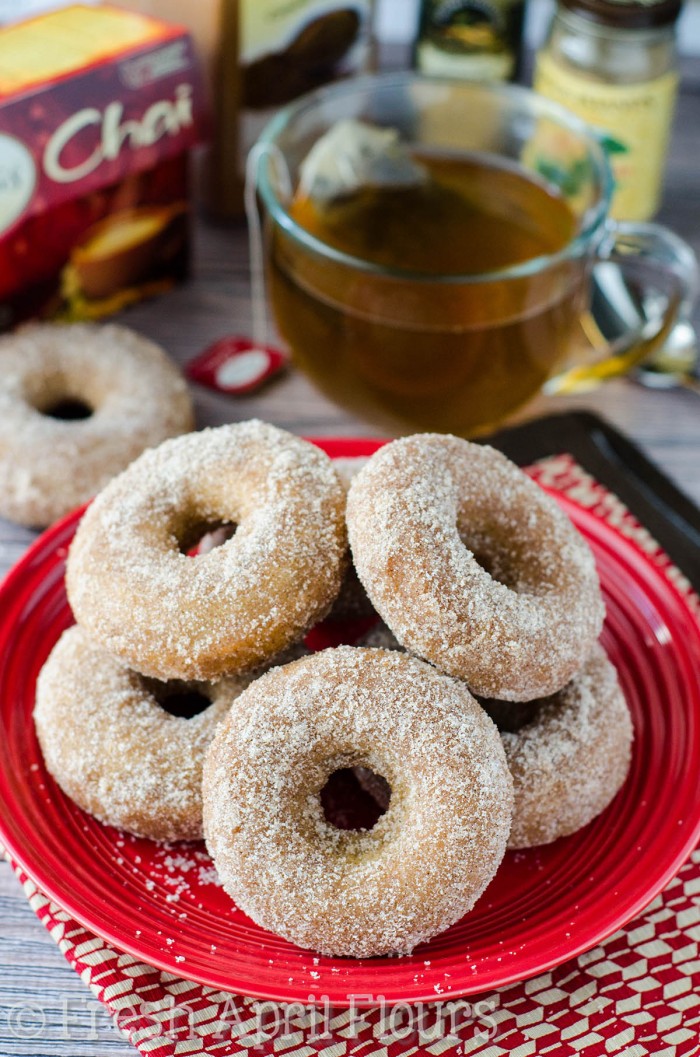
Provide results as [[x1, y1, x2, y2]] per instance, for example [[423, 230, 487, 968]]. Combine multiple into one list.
[[177, 520, 237, 556], [461, 524, 554, 595], [42, 397, 93, 421], [320, 767, 391, 831], [466, 539, 521, 589], [146, 679, 212, 719], [471, 548, 509, 587], [465, 533, 541, 593]]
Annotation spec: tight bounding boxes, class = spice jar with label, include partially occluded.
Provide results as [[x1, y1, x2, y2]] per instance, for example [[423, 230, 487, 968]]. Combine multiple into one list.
[[534, 0, 681, 221]]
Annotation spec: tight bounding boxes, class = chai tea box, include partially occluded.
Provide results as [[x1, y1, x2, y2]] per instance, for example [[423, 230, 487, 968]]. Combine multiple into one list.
[[0, 3, 207, 330]]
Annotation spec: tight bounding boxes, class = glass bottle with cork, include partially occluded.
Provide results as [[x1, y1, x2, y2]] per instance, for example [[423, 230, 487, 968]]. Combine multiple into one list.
[[534, 0, 681, 221]]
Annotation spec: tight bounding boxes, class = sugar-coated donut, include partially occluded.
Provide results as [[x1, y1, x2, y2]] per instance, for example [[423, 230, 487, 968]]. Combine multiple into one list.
[[34, 625, 253, 841], [203, 646, 513, 957], [0, 323, 193, 526], [356, 626, 632, 848], [66, 421, 347, 681], [347, 435, 604, 701], [484, 643, 633, 849]]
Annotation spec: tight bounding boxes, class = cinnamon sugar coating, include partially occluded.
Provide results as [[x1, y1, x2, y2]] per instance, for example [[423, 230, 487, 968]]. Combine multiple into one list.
[[66, 422, 347, 681], [0, 323, 193, 526], [358, 625, 632, 849], [34, 625, 254, 841], [203, 646, 513, 957], [488, 643, 633, 849], [346, 435, 604, 701]]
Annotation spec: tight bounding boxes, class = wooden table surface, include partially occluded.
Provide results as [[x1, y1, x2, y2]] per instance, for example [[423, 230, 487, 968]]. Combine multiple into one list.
[[1, 75, 699, 1056]]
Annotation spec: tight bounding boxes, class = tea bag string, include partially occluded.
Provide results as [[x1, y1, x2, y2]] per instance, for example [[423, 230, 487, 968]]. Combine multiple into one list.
[[244, 142, 293, 350]]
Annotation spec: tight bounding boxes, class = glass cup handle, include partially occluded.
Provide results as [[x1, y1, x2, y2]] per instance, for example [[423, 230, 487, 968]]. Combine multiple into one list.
[[546, 219, 699, 395]]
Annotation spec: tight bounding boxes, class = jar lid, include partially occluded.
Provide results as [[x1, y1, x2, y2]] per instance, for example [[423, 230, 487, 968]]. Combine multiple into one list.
[[561, 0, 681, 28]]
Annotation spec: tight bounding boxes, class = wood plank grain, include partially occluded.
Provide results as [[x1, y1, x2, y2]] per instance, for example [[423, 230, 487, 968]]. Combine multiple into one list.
[[0, 867, 135, 1055]]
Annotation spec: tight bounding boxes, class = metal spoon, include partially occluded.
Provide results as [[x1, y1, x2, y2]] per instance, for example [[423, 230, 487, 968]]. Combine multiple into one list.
[[591, 264, 699, 395], [634, 319, 700, 394]]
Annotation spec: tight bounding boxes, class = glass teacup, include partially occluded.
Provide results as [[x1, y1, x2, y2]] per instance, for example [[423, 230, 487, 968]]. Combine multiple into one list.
[[253, 73, 697, 436]]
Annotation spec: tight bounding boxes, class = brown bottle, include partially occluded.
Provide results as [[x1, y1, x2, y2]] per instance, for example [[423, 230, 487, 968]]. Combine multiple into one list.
[[203, 1, 377, 218]]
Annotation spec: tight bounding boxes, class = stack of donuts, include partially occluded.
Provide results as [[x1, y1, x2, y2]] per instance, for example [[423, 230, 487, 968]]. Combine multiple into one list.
[[34, 421, 633, 959]]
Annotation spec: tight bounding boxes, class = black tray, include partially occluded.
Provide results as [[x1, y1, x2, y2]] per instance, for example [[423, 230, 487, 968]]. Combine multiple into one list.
[[488, 411, 700, 591]]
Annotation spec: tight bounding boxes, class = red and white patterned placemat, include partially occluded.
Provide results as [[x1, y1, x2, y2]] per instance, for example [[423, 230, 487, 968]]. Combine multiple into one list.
[[6, 455, 700, 1057]]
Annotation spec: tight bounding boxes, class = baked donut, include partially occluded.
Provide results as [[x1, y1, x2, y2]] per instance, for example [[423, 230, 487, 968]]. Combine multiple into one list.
[[66, 421, 347, 681], [203, 646, 513, 957], [34, 625, 254, 841], [483, 643, 633, 849], [356, 627, 631, 848], [347, 435, 604, 701], [0, 323, 193, 526], [367, 626, 543, 730], [357, 623, 630, 846]]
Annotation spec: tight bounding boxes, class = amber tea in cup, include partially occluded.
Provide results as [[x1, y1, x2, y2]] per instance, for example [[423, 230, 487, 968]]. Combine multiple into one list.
[[274, 153, 583, 434], [255, 75, 696, 435]]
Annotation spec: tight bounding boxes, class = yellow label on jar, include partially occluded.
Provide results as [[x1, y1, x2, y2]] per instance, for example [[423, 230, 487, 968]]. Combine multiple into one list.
[[534, 50, 678, 221]]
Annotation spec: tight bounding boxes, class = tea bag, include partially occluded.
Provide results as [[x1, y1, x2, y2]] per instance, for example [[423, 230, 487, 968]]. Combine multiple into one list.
[[289, 117, 501, 275], [297, 118, 428, 205]]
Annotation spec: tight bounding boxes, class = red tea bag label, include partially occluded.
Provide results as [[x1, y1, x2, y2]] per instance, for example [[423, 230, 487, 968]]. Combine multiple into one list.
[[186, 336, 287, 395]]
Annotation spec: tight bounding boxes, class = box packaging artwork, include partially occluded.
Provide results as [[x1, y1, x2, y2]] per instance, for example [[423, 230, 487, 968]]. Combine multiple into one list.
[[0, 4, 207, 330]]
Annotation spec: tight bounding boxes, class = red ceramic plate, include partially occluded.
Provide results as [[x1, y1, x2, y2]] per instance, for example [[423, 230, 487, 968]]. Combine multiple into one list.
[[1, 438, 699, 1006]]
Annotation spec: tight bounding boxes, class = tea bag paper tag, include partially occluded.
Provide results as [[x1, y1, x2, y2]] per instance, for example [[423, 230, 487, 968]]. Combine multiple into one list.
[[187, 337, 287, 396], [298, 119, 427, 204]]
